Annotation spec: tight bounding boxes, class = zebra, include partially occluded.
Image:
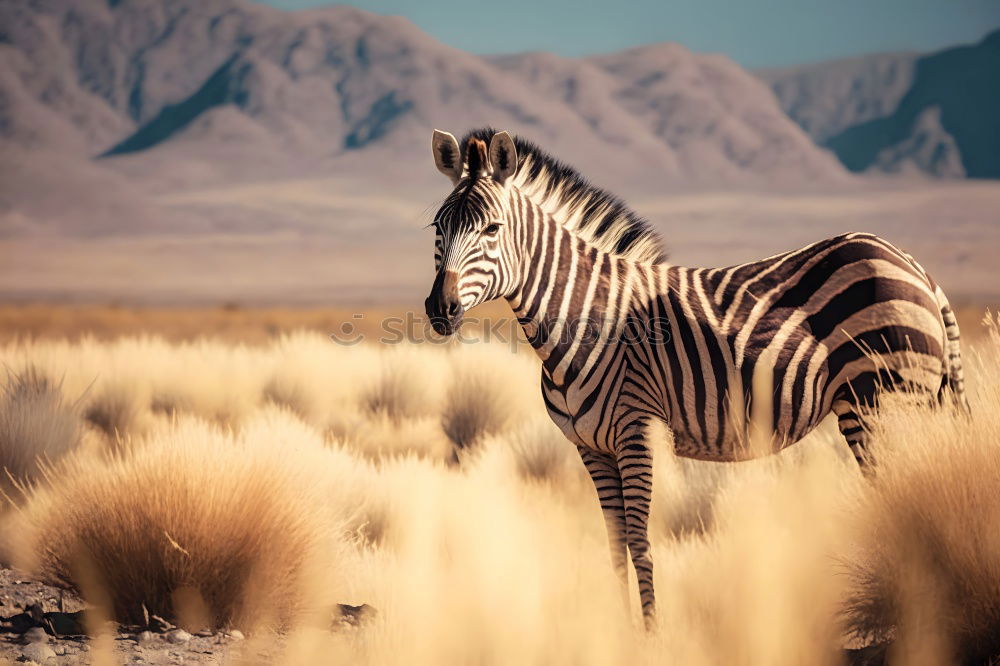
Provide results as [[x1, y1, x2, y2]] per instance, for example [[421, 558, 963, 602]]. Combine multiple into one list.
[[423, 127, 969, 627]]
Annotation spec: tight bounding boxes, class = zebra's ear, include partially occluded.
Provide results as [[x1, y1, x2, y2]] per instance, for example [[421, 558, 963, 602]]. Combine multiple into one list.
[[432, 129, 462, 185], [489, 131, 517, 185]]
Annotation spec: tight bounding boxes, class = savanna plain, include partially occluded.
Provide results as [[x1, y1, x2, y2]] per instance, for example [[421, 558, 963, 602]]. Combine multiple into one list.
[[1, 304, 1000, 665]]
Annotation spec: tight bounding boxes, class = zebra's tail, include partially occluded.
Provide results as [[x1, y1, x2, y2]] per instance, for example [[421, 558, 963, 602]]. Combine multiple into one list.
[[934, 284, 971, 414]]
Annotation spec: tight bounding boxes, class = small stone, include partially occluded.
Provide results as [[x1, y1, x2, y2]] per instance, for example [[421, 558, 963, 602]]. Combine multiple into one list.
[[137, 630, 155, 644], [167, 629, 192, 644], [228, 630, 244, 641], [52, 645, 66, 656], [46, 610, 87, 636], [23, 627, 48, 643], [194, 629, 213, 637], [20, 642, 56, 662], [337, 603, 377, 627], [80, 644, 90, 651]]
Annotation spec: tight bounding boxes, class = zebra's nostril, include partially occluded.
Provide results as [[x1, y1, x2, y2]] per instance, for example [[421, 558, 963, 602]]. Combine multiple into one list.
[[447, 301, 461, 316]]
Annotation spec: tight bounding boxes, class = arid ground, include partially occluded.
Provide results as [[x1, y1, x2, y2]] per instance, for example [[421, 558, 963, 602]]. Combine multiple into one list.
[[0, 305, 999, 664], [3, 182, 999, 306]]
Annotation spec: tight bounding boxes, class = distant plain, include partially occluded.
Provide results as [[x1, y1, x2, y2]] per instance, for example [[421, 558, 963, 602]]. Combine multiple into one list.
[[3, 180, 998, 307]]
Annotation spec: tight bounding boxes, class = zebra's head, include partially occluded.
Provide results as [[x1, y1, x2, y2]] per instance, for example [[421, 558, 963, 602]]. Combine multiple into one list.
[[424, 129, 519, 336]]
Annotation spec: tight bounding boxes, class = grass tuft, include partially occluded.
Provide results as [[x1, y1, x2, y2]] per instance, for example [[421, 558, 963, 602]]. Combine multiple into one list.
[[441, 367, 514, 455], [843, 394, 1000, 662], [84, 386, 145, 441], [0, 366, 81, 495], [5, 419, 344, 631]]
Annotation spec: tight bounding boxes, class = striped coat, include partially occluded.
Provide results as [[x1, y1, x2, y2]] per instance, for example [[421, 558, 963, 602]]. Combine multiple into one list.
[[425, 127, 968, 626]]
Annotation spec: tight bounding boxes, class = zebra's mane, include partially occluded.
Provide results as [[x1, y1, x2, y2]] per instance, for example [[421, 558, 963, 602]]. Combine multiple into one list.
[[459, 128, 668, 264]]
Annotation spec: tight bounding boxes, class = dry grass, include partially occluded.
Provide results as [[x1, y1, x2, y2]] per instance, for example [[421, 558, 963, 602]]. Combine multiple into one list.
[[842, 314, 1000, 664], [0, 311, 997, 662], [0, 366, 82, 495], [3, 301, 983, 345], [3, 416, 347, 632], [0, 302, 521, 345], [440, 349, 538, 457]]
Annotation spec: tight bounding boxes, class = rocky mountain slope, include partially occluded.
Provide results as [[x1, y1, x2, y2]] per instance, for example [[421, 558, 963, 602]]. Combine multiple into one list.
[[760, 53, 917, 144], [0, 0, 847, 238], [760, 29, 1000, 178]]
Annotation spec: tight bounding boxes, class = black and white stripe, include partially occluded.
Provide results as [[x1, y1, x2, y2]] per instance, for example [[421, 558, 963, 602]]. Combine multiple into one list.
[[426, 128, 969, 627]]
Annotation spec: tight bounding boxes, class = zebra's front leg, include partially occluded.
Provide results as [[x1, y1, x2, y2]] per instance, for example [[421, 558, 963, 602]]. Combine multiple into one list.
[[577, 447, 628, 599], [616, 421, 656, 628]]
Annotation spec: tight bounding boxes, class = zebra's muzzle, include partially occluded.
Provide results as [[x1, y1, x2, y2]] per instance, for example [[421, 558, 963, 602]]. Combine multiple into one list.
[[425, 269, 464, 336]]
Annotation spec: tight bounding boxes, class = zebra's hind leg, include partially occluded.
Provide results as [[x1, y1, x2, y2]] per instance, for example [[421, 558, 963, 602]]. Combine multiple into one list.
[[831, 396, 873, 472], [577, 447, 629, 603], [615, 421, 656, 629]]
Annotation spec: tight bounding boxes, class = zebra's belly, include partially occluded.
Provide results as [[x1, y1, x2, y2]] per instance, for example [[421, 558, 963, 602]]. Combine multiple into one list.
[[668, 421, 821, 463]]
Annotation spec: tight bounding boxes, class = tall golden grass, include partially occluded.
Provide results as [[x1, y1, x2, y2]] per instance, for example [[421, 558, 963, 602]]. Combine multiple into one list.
[[0, 314, 996, 664], [842, 314, 1000, 664], [0, 367, 82, 494], [5, 416, 346, 630]]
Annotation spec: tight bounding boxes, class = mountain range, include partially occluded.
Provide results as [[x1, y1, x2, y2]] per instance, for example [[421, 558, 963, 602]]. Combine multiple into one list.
[[3, 1, 998, 239], [0, 1, 997, 305], [762, 29, 1000, 179], [0, 0, 855, 238]]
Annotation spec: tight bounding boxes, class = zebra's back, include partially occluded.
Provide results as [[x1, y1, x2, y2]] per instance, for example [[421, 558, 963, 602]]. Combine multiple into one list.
[[639, 232, 950, 461]]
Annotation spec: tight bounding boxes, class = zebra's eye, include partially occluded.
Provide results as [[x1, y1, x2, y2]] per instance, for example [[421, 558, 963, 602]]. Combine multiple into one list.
[[484, 223, 501, 236]]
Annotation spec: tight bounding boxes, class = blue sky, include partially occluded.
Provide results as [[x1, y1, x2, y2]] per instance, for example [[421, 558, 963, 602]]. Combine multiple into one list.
[[257, 0, 999, 68]]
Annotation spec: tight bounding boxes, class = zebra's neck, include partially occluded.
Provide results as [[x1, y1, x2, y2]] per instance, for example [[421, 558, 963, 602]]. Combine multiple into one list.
[[506, 199, 651, 386]]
